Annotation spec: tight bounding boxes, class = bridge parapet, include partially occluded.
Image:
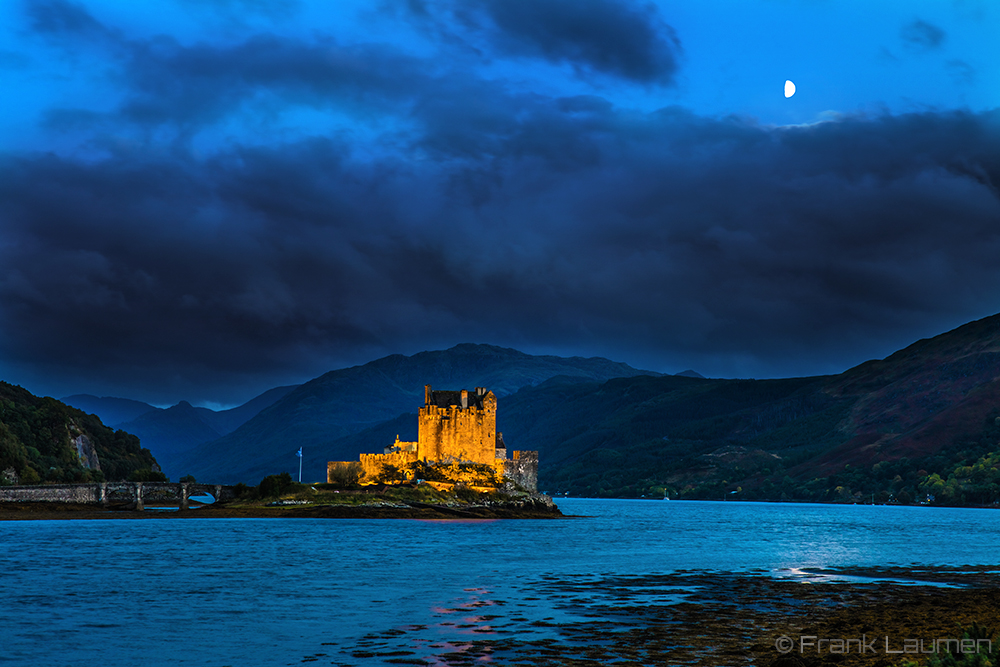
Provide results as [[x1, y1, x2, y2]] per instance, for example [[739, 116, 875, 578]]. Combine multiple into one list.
[[0, 482, 240, 510]]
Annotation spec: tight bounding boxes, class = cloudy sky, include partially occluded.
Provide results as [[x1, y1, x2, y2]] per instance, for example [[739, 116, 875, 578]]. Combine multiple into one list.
[[0, 0, 998, 407]]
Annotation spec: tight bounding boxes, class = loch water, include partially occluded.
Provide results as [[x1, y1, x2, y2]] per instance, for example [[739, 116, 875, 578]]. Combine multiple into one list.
[[2, 499, 1000, 666]]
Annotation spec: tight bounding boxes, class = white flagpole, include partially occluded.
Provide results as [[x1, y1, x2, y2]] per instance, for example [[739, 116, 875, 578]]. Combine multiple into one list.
[[297, 447, 303, 483]]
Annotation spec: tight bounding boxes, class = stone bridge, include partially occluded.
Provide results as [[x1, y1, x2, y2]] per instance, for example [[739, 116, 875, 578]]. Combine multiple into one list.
[[0, 482, 240, 510]]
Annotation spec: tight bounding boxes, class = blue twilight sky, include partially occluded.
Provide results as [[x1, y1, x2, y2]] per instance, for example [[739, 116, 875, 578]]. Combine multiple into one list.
[[0, 0, 998, 406]]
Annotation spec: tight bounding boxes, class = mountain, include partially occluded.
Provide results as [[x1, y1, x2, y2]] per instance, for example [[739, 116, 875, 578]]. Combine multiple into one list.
[[115, 401, 224, 479], [114, 385, 299, 480], [177, 343, 661, 483], [1, 382, 159, 483], [61, 395, 157, 426], [197, 385, 299, 435], [495, 313, 1000, 502], [819, 314, 1000, 469], [497, 373, 831, 496]]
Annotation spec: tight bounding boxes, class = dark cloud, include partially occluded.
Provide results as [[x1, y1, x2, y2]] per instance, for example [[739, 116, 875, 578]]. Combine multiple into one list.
[[4, 1, 1000, 404], [901, 19, 946, 52], [173, 0, 302, 19], [116, 34, 430, 132], [399, 0, 681, 86], [25, 0, 119, 43], [30, 30, 433, 149], [946, 59, 976, 85], [27, 0, 673, 145], [0, 143, 384, 402], [473, 0, 680, 85], [3, 104, 1000, 402]]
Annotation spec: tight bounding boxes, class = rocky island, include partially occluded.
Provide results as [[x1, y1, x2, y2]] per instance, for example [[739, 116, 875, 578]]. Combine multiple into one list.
[[1, 384, 561, 520]]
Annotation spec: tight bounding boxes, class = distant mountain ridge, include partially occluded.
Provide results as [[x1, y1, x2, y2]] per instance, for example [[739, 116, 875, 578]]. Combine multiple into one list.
[[116, 401, 225, 478], [61, 395, 157, 426], [63, 385, 299, 480], [177, 343, 662, 483]]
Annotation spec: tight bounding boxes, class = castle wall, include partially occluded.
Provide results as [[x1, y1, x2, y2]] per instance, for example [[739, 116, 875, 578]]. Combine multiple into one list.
[[503, 451, 539, 492], [418, 392, 497, 464], [357, 451, 418, 484]]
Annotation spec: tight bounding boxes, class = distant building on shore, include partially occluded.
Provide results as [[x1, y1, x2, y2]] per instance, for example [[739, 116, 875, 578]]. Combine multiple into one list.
[[328, 385, 537, 491]]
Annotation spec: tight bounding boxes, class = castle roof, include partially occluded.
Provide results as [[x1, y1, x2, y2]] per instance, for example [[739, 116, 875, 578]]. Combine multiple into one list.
[[424, 386, 491, 409]]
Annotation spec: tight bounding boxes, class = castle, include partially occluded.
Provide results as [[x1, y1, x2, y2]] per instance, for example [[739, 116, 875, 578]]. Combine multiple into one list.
[[327, 385, 538, 491]]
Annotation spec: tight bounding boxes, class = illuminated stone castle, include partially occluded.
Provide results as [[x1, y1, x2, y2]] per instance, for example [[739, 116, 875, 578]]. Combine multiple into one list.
[[327, 385, 538, 491]]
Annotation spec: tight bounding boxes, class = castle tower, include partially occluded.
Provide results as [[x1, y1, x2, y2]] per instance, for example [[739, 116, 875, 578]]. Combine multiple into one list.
[[417, 384, 497, 464]]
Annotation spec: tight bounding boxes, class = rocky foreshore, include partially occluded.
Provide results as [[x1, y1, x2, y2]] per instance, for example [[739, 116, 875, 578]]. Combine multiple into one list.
[[319, 566, 1000, 666]]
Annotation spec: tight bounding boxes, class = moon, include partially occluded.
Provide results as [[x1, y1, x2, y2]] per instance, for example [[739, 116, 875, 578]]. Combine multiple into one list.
[[784, 80, 796, 98]]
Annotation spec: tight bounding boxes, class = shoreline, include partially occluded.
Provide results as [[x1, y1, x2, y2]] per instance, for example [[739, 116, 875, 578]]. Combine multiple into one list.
[[306, 565, 1000, 666], [558, 496, 1000, 509], [0, 500, 564, 521]]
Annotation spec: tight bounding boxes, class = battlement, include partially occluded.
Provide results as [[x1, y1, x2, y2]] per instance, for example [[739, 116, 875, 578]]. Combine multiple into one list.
[[424, 385, 490, 410]]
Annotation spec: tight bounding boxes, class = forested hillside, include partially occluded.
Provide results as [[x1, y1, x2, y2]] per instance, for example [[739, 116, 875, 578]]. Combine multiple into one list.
[[0, 381, 159, 484], [498, 313, 1000, 504]]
